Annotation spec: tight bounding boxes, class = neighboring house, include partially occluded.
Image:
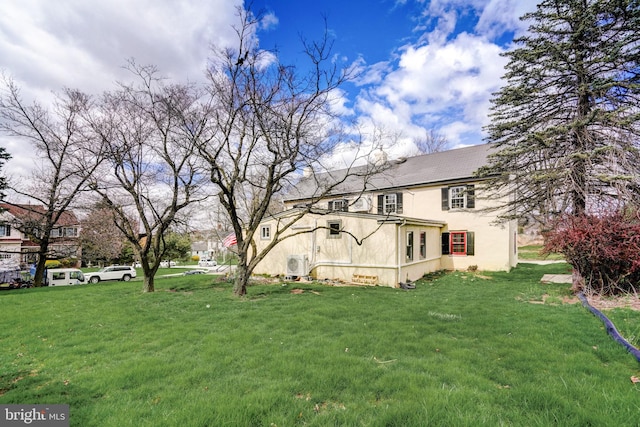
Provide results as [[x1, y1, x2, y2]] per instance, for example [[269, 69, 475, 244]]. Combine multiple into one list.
[[0, 203, 82, 268], [190, 229, 237, 261], [191, 241, 211, 261], [252, 144, 518, 287]]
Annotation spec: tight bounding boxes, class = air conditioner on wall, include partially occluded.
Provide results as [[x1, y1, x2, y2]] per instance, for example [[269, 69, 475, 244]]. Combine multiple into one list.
[[286, 255, 308, 277], [352, 197, 371, 213]]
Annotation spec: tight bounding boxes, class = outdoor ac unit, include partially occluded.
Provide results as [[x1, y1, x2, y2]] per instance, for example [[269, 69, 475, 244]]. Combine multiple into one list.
[[352, 197, 371, 213], [286, 255, 308, 276]]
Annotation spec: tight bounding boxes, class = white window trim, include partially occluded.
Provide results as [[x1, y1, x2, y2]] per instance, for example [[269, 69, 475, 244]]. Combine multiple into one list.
[[260, 225, 271, 240], [406, 231, 414, 261], [384, 194, 397, 214], [449, 186, 466, 209]]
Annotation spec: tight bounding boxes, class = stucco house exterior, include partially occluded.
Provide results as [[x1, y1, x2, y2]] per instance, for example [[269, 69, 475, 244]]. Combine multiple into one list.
[[252, 144, 518, 287], [0, 203, 82, 268]]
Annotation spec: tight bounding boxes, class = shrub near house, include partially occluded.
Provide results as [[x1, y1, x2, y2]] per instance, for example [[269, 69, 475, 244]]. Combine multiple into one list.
[[544, 212, 640, 295]]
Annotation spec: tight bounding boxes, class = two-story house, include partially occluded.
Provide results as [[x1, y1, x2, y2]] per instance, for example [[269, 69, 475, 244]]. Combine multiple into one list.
[[0, 203, 82, 268], [251, 144, 518, 287]]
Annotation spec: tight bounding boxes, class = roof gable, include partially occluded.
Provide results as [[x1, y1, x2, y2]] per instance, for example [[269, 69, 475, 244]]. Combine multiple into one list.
[[0, 203, 79, 226]]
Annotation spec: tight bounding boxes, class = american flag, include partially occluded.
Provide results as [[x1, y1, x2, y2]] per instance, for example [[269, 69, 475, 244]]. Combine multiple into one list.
[[222, 233, 237, 248]]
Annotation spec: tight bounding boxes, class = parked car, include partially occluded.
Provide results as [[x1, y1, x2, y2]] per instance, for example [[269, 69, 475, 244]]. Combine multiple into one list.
[[160, 260, 178, 268], [198, 260, 217, 267], [84, 265, 137, 284], [46, 268, 85, 286]]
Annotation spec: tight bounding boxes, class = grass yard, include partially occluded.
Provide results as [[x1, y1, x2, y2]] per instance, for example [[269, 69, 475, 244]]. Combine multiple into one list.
[[1, 263, 639, 426], [518, 244, 565, 261]]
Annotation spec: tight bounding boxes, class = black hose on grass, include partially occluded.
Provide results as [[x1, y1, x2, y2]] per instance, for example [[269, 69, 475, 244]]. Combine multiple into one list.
[[577, 292, 640, 363]]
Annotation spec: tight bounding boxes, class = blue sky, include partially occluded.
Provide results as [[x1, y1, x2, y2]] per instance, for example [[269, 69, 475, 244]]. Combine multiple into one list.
[[0, 0, 537, 175]]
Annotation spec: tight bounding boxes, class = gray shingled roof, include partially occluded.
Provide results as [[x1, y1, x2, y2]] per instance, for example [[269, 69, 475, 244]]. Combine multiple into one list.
[[285, 143, 493, 202]]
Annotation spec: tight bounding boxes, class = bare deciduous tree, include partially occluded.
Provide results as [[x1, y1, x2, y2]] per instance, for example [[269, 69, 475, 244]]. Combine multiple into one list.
[[0, 75, 102, 285], [195, 8, 387, 296], [87, 63, 208, 292], [414, 128, 449, 154]]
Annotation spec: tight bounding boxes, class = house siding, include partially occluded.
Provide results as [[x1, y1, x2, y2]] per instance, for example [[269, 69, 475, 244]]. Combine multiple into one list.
[[254, 145, 517, 287], [374, 182, 516, 272], [252, 212, 445, 286]]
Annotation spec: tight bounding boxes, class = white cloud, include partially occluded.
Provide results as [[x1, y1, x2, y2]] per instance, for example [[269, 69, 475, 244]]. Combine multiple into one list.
[[347, 0, 537, 157], [0, 0, 243, 96], [0, 0, 243, 176], [260, 12, 279, 30], [354, 31, 507, 150], [476, 0, 534, 39]]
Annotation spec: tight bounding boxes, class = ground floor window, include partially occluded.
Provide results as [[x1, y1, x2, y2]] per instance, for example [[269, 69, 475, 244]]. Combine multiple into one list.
[[406, 231, 414, 261], [327, 220, 342, 238], [441, 231, 475, 256], [450, 232, 466, 254]]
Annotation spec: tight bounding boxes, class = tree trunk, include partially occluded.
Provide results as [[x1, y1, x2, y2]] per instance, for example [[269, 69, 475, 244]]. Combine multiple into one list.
[[33, 252, 48, 287], [143, 275, 155, 293], [233, 263, 251, 297]]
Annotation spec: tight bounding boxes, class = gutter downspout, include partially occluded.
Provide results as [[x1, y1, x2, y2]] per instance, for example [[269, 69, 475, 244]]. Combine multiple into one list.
[[397, 219, 406, 287]]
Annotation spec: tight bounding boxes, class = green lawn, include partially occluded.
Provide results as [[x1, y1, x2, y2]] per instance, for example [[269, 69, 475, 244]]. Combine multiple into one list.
[[518, 244, 565, 261], [1, 263, 639, 426]]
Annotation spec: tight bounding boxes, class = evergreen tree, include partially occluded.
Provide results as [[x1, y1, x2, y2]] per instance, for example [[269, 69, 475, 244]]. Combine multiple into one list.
[[478, 0, 640, 223]]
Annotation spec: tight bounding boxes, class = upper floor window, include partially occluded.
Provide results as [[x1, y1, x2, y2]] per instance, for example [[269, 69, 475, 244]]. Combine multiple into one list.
[[260, 225, 271, 240], [0, 224, 10, 237], [377, 193, 403, 214], [441, 185, 475, 210], [450, 187, 466, 209], [328, 199, 348, 212], [51, 227, 78, 238]]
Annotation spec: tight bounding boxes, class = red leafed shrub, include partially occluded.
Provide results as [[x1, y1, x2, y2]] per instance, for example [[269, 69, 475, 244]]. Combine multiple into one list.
[[543, 212, 640, 296]]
